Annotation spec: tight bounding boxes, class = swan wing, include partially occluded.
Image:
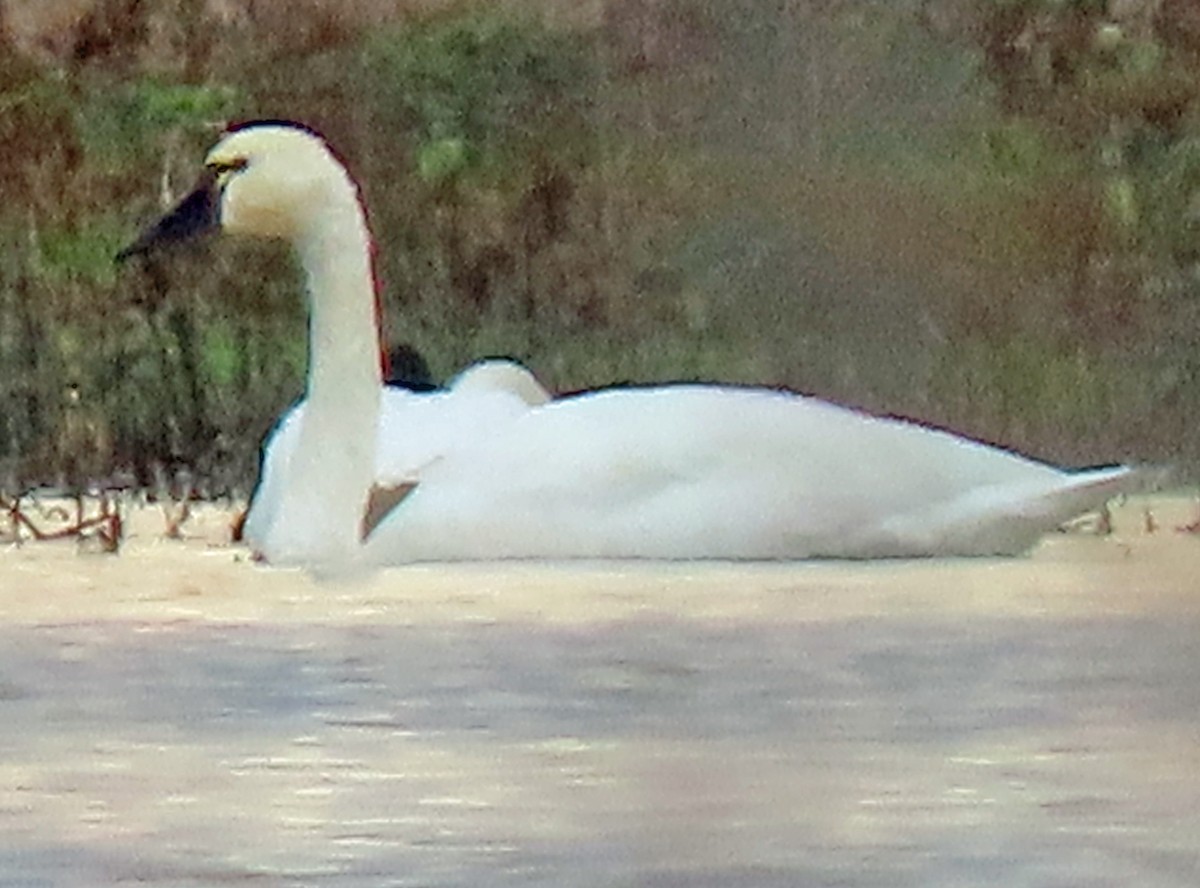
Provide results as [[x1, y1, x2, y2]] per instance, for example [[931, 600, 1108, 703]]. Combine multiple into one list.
[[368, 386, 1143, 562]]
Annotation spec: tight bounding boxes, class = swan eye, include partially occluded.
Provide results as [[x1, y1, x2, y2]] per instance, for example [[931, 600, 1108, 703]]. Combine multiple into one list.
[[208, 158, 248, 177]]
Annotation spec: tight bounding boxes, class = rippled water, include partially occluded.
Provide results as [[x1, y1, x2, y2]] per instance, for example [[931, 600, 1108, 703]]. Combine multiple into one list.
[[1, 602, 1199, 886]]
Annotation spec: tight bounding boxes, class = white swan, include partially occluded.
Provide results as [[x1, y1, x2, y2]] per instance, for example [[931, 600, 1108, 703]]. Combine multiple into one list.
[[118, 121, 1149, 568]]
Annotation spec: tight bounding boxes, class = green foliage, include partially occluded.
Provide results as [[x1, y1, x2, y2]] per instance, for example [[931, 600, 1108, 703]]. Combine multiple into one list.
[[931, 335, 1115, 446], [33, 222, 126, 287], [134, 81, 240, 129], [362, 13, 596, 183], [76, 79, 240, 169], [200, 323, 243, 389], [1103, 176, 1138, 232], [1141, 138, 1200, 263], [416, 136, 470, 184], [980, 122, 1063, 179]]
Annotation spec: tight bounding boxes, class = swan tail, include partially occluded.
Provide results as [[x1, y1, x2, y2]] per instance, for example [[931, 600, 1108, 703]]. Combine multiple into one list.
[[968, 465, 1163, 555], [1024, 465, 1163, 526], [885, 465, 1163, 557]]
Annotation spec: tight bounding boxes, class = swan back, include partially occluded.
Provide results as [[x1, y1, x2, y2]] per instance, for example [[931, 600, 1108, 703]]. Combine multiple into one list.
[[448, 359, 551, 406]]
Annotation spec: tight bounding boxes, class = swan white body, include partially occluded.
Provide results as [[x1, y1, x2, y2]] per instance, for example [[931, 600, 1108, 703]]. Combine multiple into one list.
[[243, 360, 547, 551], [123, 123, 1147, 569], [365, 385, 1139, 561]]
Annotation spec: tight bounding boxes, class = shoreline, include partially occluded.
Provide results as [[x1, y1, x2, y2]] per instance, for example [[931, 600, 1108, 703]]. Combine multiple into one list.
[[1, 492, 1196, 627]]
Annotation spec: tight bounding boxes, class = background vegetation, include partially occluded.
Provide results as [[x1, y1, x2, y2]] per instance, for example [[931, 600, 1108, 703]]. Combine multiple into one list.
[[2, 0, 1200, 496]]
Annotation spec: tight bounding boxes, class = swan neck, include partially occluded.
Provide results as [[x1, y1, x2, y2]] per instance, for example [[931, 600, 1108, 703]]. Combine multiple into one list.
[[275, 190, 381, 568], [297, 203, 381, 401]]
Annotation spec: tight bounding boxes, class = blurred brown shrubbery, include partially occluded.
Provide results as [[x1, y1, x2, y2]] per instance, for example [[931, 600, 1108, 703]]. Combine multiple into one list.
[[2, 0, 1200, 498]]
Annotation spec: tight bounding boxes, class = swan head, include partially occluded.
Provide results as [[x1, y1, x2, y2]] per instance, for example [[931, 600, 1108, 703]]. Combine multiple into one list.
[[116, 121, 358, 260]]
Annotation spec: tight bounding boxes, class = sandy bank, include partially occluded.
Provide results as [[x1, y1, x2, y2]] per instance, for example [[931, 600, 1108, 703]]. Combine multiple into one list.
[[2, 493, 1197, 627]]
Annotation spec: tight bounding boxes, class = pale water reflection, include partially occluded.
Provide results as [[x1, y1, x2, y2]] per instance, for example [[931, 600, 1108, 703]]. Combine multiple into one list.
[[0, 496, 1197, 886]]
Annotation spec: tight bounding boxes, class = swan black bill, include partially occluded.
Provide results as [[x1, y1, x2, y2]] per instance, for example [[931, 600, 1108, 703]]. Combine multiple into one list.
[[114, 170, 220, 263]]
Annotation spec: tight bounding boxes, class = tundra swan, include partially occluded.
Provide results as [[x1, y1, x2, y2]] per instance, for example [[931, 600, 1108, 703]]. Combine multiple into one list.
[[118, 121, 1148, 568]]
